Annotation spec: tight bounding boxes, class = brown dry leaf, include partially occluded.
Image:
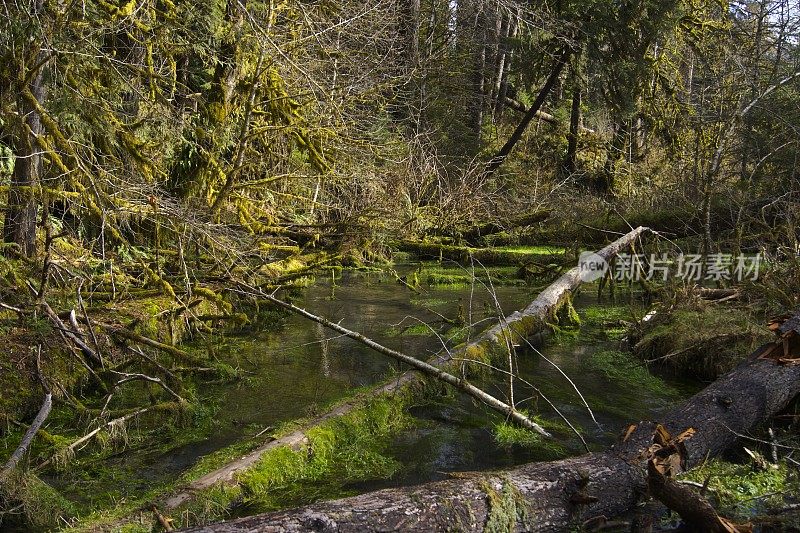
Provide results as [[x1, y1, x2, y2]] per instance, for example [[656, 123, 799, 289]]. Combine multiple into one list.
[[675, 427, 695, 443], [622, 424, 637, 443], [769, 321, 781, 332], [654, 424, 671, 447]]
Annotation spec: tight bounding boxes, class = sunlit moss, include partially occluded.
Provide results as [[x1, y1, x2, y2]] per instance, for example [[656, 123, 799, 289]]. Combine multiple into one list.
[[588, 348, 678, 394], [492, 419, 567, 459], [634, 305, 770, 378], [234, 395, 413, 512]]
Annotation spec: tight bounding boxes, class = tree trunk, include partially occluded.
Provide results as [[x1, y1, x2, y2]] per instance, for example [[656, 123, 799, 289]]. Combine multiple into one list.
[[493, 7, 518, 120], [600, 120, 626, 194], [183, 350, 800, 532], [4, 1, 46, 258], [563, 67, 581, 176], [469, 0, 487, 149]]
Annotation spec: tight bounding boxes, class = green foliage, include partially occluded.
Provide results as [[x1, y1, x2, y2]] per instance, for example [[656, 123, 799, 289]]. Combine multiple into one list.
[[0, 472, 78, 530], [633, 304, 770, 378]]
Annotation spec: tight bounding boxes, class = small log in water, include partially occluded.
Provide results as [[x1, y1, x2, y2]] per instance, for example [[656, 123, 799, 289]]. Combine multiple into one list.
[[163, 227, 648, 509], [182, 349, 800, 532]]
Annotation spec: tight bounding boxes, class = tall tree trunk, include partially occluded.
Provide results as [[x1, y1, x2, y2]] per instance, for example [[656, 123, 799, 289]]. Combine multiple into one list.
[[4, 0, 46, 258], [600, 120, 626, 194], [493, 7, 517, 120], [469, 0, 487, 149], [563, 65, 581, 176]]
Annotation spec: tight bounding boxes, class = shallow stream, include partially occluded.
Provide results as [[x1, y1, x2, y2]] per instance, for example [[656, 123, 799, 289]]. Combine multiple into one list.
[[49, 265, 699, 516]]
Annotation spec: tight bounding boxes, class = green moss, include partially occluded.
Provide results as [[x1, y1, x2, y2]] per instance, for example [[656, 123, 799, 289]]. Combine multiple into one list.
[[681, 460, 798, 518], [492, 418, 570, 458], [483, 479, 530, 533], [633, 305, 770, 378], [0, 472, 78, 530], [589, 349, 678, 395], [386, 323, 433, 337], [236, 395, 412, 512], [492, 245, 566, 255]]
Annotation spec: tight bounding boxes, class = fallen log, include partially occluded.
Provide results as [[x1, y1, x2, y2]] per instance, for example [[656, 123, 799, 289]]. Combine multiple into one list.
[[397, 241, 567, 266], [162, 227, 647, 510], [182, 339, 800, 532], [504, 97, 595, 134], [261, 293, 551, 436], [460, 210, 551, 245], [0, 393, 52, 482]]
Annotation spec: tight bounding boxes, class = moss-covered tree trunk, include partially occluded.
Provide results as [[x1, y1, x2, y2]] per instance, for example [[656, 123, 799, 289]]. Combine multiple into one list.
[[4, 0, 46, 258]]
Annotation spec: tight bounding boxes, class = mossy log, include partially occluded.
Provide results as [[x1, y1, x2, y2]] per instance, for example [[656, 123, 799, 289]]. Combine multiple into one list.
[[397, 241, 565, 266], [182, 347, 800, 532], [162, 227, 647, 510], [461, 210, 550, 245]]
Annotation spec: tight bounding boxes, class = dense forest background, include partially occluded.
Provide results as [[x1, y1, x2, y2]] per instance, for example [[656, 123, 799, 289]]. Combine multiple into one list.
[[2, 0, 798, 263], [2, 0, 800, 531]]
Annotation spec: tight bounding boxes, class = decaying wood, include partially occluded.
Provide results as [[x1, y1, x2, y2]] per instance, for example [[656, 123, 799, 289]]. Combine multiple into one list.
[[42, 302, 102, 368], [34, 404, 178, 471], [397, 240, 568, 266], [162, 227, 648, 510], [182, 347, 800, 532], [0, 393, 52, 481], [80, 319, 206, 366]]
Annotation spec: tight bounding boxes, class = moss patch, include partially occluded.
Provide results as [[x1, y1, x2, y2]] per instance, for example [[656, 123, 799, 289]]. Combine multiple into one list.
[[235, 395, 413, 513], [681, 459, 799, 519], [483, 479, 529, 533], [632, 303, 770, 379]]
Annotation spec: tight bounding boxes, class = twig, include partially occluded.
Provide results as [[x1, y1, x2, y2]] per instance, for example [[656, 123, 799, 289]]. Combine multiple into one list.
[[0, 301, 24, 314]]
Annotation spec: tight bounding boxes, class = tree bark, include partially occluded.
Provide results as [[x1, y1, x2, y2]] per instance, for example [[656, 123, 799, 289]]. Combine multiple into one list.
[[163, 227, 648, 510], [4, 0, 46, 258], [0, 393, 52, 481], [563, 67, 581, 176], [183, 348, 800, 532], [460, 209, 550, 244]]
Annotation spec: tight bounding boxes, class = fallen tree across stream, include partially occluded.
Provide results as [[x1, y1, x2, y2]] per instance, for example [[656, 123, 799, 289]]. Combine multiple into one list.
[[162, 226, 648, 510], [183, 334, 800, 532]]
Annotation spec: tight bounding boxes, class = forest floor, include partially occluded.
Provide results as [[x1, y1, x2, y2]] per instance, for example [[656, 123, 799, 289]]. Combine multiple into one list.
[[0, 222, 799, 532]]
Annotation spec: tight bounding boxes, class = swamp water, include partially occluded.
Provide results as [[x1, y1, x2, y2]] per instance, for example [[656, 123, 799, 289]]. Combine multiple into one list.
[[50, 266, 698, 520]]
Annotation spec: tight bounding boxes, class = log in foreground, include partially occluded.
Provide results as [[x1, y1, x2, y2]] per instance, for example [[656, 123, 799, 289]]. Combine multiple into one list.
[[163, 227, 647, 509], [183, 347, 800, 532]]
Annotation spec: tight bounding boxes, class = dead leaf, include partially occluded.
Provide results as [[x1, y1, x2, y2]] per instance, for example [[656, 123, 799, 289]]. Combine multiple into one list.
[[675, 427, 695, 443], [622, 424, 637, 443], [654, 424, 671, 447]]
